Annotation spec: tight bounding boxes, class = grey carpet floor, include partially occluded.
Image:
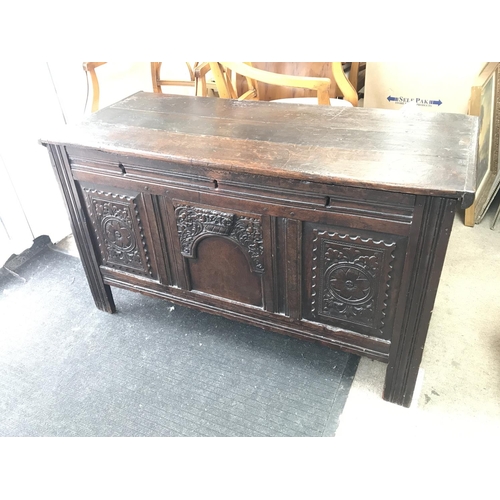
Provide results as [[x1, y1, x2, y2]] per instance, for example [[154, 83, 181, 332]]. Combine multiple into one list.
[[0, 244, 359, 437]]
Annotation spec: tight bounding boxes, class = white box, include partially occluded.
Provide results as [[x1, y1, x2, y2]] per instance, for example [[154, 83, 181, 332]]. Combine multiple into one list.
[[364, 62, 485, 114]]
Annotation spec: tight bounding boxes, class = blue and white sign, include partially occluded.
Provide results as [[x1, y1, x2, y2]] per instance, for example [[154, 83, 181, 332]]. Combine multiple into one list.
[[387, 95, 442, 107]]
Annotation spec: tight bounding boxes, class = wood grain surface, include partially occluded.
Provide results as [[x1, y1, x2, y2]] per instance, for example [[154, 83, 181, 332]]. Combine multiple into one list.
[[41, 92, 478, 207]]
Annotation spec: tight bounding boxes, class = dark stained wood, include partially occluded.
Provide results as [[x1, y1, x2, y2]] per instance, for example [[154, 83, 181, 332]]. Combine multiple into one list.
[[384, 197, 457, 406], [47, 144, 116, 313], [188, 237, 263, 306], [301, 221, 409, 342], [41, 92, 478, 407], [41, 93, 478, 206], [99, 266, 392, 361]]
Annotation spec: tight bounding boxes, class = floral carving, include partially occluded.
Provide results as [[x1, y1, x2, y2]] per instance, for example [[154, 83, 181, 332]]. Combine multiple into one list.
[[103, 218, 134, 251], [311, 230, 395, 331], [231, 217, 264, 272], [175, 206, 234, 255], [83, 189, 151, 276], [327, 265, 373, 303], [175, 205, 264, 273]]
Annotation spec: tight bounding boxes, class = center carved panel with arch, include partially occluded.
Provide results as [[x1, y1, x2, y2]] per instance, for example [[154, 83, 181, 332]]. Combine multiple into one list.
[[175, 205, 264, 273], [173, 203, 265, 307]]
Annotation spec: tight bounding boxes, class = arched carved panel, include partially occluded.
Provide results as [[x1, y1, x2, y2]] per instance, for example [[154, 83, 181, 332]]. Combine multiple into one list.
[[175, 204, 264, 273]]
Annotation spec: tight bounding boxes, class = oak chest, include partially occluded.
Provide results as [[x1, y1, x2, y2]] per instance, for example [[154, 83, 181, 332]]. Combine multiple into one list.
[[41, 93, 478, 406]]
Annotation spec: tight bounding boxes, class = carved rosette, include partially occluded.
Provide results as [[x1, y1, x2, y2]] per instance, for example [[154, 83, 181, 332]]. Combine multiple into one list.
[[83, 189, 152, 276], [175, 205, 264, 273], [311, 230, 395, 333]]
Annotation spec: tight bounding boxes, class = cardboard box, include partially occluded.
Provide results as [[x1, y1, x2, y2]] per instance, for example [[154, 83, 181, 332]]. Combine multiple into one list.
[[364, 62, 485, 114]]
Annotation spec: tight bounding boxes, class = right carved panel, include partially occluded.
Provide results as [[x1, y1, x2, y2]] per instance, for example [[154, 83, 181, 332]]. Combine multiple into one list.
[[305, 226, 407, 340]]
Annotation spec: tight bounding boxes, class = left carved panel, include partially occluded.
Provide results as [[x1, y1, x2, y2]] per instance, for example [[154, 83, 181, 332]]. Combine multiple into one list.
[[81, 188, 154, 278]]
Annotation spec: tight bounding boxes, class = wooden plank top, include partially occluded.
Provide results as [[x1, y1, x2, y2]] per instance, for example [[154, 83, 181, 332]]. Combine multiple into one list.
[[41, 92, 479, 206]]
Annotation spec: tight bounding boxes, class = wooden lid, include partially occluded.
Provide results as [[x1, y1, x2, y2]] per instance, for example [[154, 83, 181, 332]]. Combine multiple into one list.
[[41, 92, 478, 207]]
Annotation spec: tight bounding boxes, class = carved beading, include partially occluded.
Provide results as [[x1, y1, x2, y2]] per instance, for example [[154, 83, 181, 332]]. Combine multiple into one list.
[[311, 230, 395, 332], [175, 205, 264, 273]]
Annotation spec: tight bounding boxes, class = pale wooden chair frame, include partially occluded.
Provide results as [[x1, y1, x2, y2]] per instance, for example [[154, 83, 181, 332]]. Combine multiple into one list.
[[207, 62, 358, 106], [83, 62, 216, 113], [344, 62, 366, 95], [83, 62, 107, 112], [153, 62, 218, 97], [194, 62, 217, 97], [82, 62, 357, 114], [151, 62, 198, 93]]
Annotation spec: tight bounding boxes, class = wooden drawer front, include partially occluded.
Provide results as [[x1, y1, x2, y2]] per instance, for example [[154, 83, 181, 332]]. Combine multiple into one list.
[[302, 222, 408, 341], [68, 147, 126, 176], [81, 186, 158, 280]]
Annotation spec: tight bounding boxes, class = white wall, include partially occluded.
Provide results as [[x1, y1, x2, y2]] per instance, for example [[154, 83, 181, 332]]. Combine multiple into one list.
[[48, 62, 154, 123], [0, 153, 34, 265], [48, 62, 196, 123], [0, 62, 71, 266]]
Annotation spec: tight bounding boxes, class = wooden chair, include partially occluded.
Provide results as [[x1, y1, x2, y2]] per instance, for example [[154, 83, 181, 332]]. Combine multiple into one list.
[[83, 62, 217, 113], [151, 62, 197, 93], [206, 62, 358, 106], [193, 62, 215, 97], [152, 62, 218, 97], [344, 62, 366, 98], [244, 63, 361, 105], [83, 62, 107, 112]]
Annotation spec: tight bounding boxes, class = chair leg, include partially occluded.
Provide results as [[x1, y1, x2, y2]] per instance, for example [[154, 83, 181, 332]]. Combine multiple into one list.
[[151, 62, 162, 93]]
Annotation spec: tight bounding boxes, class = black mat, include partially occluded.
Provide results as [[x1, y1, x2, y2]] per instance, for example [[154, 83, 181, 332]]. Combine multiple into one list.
[[0, 244, 359, 437]]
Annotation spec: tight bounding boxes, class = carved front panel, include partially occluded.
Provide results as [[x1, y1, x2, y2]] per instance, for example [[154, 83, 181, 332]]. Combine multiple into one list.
[[310, 230, 397, 336], [175, 205, 264, 273], [82, 188, 153, 277]]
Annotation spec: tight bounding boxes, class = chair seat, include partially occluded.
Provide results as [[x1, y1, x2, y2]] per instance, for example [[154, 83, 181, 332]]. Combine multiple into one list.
[[270, 97, 353, 107]]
